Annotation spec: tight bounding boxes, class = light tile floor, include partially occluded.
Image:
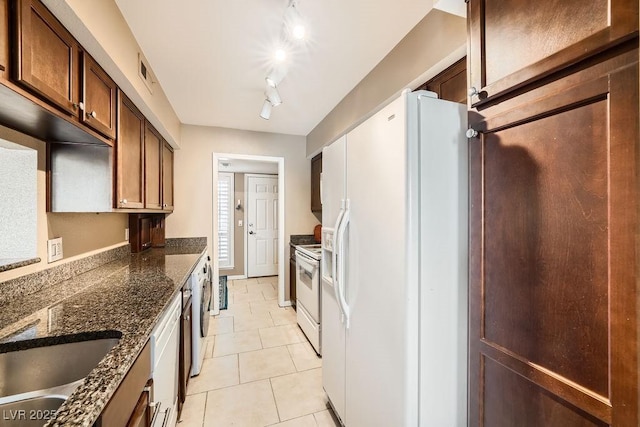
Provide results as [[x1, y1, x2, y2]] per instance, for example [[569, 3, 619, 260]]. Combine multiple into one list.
[[178, 276, 341, 427]]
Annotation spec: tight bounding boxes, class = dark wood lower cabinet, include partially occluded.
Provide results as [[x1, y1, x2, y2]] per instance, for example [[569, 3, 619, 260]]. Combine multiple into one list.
[[126, 380, 152, 427], [178, 296, 192, 417], [468, 47, 639, 426], [289, 243, 297, 307], [97, 341, 151, 427]]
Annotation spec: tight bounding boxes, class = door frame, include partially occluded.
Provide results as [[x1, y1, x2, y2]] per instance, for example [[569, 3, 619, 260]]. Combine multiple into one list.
[[212, 153, 289, 308], [244, 173, 279, 279]]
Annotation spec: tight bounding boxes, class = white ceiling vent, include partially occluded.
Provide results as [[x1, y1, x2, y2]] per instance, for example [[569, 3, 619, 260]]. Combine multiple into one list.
[[138, 52, 155, 94]]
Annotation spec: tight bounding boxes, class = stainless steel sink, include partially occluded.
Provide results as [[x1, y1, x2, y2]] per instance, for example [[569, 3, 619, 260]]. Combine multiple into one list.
[[0, 397, 66, 426], [0, 337, 120, 425]]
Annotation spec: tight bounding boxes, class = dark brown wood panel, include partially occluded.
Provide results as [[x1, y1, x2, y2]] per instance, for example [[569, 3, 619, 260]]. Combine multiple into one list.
[[0, 0, 8, 79], [162, 141, 174, 211], [179, 296, 192, 416], [311, 153, 322, 212], [98, 341, 151, 427], [467, 0, 638, 107], [469, 59, 639, 425], [82, 53, 116, 139], [144, 122, 162, 210], [126, 384, 151, 427], [482, 357, 608, 427], [14, 0, 78, 115], [418, 57, 467, 104], [117, 91, 144, 209]]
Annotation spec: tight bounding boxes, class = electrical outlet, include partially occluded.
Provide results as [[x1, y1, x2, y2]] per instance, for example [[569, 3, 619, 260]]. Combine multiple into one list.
[[125, 228, 130, 241], [238, 220, 243, 227], [47, 238, 63, 263]]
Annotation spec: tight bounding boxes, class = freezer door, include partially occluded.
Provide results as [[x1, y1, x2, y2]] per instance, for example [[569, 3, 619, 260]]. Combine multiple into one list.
[[321, 135, 346, 232], [321, 276, 346, 423]]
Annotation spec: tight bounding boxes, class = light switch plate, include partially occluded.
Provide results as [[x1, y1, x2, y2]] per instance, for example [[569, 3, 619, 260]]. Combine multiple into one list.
[[238, 220, 243, 227], [47, 238, 63, 263]]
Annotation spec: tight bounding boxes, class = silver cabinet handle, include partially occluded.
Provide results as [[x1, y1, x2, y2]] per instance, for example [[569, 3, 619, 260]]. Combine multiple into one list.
[[120, 199, 128, 205], [88, 110, 97, 118], [466, 128, 479, 139], [468, 87, 479, 98]]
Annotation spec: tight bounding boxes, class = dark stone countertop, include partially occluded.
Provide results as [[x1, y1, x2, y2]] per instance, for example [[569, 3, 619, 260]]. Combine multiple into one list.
[[0, 244, 206, 427], [290, 234, 318, 246]]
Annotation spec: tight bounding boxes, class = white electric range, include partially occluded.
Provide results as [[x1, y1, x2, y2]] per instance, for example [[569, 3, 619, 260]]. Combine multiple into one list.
[[295, 244, 322, 355]]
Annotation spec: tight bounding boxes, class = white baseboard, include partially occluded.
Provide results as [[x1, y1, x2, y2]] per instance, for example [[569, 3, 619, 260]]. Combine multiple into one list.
[[226, 274, 247, 280]]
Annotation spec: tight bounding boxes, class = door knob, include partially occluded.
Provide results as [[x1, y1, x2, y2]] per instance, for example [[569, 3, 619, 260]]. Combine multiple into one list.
[[468, 87, 479, 98], [249, 231, 255, 235]]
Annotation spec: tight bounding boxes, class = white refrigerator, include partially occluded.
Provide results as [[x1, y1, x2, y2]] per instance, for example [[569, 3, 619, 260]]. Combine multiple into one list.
[[321, 89, 468, 427]]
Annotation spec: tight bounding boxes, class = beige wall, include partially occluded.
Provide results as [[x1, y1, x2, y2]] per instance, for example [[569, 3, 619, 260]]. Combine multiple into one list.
[[42, 0, 181, 148], [0, 125, 128, 284], [221, 173, 246, 277], [306, 9, 466, 156], [166, 125, 319, 295]]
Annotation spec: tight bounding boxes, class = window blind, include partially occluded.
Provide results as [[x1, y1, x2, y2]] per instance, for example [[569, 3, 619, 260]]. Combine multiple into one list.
[[217, 172, 234, 268]]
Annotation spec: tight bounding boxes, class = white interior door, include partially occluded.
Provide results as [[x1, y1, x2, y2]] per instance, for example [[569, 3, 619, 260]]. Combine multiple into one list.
[[247, 175, 279, 277]]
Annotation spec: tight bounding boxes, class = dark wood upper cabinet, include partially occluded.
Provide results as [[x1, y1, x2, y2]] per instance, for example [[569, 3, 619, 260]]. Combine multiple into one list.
[[116, 90, 145, 209], [0, 0, 8, 79], [467, 0, 638, 108], [467, 0, 639, 423], [311, 153, 322, 213], [81, 53, 116, 139], [417, 57, 467, 104], [162, 140, 174, 211], [144, 122, 163, 210], [14, 0, 79, 115]]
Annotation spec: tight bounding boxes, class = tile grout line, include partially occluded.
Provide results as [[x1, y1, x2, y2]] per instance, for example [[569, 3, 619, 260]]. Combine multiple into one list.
[[268, 377, 283, 424]]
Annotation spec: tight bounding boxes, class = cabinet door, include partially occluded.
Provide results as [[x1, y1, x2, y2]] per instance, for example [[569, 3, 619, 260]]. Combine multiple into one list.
[[126, 386, 150, 427], [0, 0, 8, 80], [179, 298, 192, 412], [144, 122, 162, 210], [14, 0, 79, 115], [467, 0, 638, 107], [99, 341, 151, 427], [162, 141, 174, 211], [468, 59, 639, 426], [116, 91, 144, 209], [310, 153, 322, 212], [289, 255, 297, 306], [422, 57, 467, 104], [81, 53, 116, 139]]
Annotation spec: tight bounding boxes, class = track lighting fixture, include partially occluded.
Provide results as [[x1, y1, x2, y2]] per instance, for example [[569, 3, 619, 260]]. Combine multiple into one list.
[[265, 85, 282, 107], [258, 0, 309, 119], [260, 100, 273, 120]]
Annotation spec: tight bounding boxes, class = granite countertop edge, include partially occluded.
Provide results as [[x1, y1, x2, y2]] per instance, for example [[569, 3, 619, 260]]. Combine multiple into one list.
[[0, 245, 207, 427]]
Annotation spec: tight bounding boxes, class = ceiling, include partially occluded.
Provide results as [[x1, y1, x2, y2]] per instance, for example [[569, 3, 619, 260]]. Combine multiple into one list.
[[114, 0, 436, 136]]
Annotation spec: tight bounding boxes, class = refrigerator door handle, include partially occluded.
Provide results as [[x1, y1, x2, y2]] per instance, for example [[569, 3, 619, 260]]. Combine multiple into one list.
[[333, 201, 346, 321], [337, 200, 351, 328]]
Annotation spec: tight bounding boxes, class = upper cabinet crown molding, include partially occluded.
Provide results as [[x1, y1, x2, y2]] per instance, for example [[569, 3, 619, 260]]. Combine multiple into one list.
[[467, 0, 639, 108]]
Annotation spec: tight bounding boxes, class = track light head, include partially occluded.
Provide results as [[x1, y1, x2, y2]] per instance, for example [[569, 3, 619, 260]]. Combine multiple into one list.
[[265, 85, 282, 106], [260, 100, 272, 120]]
